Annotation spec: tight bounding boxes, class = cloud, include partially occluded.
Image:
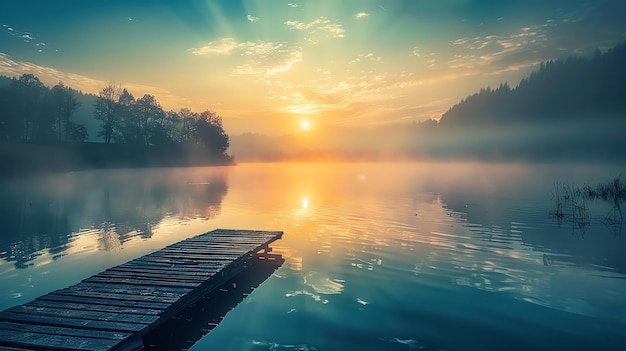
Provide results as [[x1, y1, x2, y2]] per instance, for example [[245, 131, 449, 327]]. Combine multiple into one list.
[[278, 79, 352, 115], [355, 12, 370, 19], [188, 38, 238, 55], [20, 34, 34, 41], [2, 24, 46, 48], [350, 52, 382, 63], [234, 49, 303, 78], [247, 15, 259, 23], [446, 23, 554, 74], [0, 53, 191, 109], [284, 17, 345, 38], [445, 5, 626, 77], [0, 53, 104, 93], [287, 3, 300, 8], [189, 38, 303, 79]]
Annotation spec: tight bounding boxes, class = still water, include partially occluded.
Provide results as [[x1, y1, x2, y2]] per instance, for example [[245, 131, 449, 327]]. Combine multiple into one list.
[[1, 163, 625, 350]]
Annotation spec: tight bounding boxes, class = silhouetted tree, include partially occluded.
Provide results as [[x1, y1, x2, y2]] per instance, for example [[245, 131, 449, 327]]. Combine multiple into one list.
[[0, 79, 21, 140], [177, 108, 197, 143], [116, 88, 140, 144], [194, 110, 229, 156], [135, 94, 164, 146], [13, 74, 46, 140], [51, 82, 81, 141], [94, 84, 121, 143]]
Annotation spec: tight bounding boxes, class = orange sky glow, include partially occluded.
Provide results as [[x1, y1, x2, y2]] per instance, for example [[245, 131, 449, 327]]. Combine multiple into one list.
[[1, 0, 625, 135]]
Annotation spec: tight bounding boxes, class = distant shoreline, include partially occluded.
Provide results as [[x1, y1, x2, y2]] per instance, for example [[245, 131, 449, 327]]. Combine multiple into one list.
[[0, 141, 234, 179]]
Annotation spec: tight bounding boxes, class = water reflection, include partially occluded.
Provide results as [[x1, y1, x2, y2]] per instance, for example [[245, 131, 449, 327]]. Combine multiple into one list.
[[0, 167, 229, 269], [195, 163, 625, 351], [1, 163, 625, 350]]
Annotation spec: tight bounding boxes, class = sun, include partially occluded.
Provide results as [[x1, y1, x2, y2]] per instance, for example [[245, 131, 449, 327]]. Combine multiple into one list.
[[300, 120, 311, 130]]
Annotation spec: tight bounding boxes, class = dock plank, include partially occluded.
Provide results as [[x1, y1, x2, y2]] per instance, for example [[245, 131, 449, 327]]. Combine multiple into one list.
[[25, 300, 162, 316], [51, 289, 181, 304], [5, 305, 158, 325], [37, 293, 171, 311], [83, 276, 201, 289], [0, 328, 120, 351], [119, 262, 224, 273], [0, 321, 130, 340], [95, 271, 206, 283], [65, 282, 193, 298], [0, 229, 282, 351], [0, 311, 148, 332]]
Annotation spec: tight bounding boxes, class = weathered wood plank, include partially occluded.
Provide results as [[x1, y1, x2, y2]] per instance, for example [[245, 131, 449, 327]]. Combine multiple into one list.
[[66, 283, 192, 298], [149, 253, 246, 260], [0, 321, 130, 340], [37, 293, 170, 311], [102, 266, 214, 277], [159, 244, 249, 250], [25, 300, 162, 316], [50, 289, 180, 304], [145, 254, 244, 262], [5, 305, 158, 325], [160, 243, 257, 249], [83, 276, 200, 289], [120, 261, 225, 272], [0, 328, 121, 351], [94, 271, 208, 284], [126, 257, 234, 266], [0, 311, 147, 332]]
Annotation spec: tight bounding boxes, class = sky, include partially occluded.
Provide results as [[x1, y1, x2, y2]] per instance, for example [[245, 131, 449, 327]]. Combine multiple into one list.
[[1, 0, 625, 135]]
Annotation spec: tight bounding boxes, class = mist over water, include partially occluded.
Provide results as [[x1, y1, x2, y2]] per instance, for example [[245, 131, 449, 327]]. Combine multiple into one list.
[[1, 162, 625, 350]]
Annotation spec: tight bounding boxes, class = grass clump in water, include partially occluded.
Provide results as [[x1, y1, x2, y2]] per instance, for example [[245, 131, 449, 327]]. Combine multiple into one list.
[[551, 176, 625, 233]]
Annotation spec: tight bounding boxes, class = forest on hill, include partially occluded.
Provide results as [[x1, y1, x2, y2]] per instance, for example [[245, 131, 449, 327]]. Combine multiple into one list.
[[427, 42, 626, 161], [439, 42, 626, 128]]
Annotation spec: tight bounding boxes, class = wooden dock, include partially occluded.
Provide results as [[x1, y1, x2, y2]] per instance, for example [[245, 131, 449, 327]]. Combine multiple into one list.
[[0, 229, 283, 351]]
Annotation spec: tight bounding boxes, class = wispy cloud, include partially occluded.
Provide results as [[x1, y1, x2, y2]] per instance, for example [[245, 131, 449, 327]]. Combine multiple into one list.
[[234, 50, 303, 78], [445, 11, 626, 77], [350, 52, 382, 63], [0, 53, 103, 92], [0, 53, 191, 108], [355, 12, 370, 19], [447, 23, 554, 74], [2, 24, 47, 49], [247, 15, 259, 23], [285, 17, 345, 38], [287, 3, 300, 8], [188, 38, 238, 55], [189, 38, 303, 79]]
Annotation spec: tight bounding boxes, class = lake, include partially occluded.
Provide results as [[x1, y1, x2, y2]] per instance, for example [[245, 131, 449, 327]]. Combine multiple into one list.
[[1, 162, 625, 350]]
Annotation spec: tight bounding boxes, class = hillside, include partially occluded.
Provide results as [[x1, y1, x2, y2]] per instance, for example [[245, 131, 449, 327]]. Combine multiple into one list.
[[439, 42, 626, 127]]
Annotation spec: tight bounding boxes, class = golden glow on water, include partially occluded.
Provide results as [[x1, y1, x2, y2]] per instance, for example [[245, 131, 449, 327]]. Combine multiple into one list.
[[2, 163, 626, 351]]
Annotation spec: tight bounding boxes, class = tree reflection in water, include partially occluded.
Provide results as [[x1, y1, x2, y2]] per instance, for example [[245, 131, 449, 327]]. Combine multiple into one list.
[[0, 168, 230, 268]]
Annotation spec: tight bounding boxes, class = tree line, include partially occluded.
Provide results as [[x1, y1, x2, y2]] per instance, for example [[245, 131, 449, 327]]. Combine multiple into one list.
[[92, 84, 229, 158], [0, 74, 86, 142], [0, 75, 230, 162], [439, 41, 626, 127]]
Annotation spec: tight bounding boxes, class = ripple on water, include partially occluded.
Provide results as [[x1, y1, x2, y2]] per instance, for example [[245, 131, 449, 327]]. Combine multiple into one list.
[[251, 340, 319, 351], [303, 271, 344, 295]]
